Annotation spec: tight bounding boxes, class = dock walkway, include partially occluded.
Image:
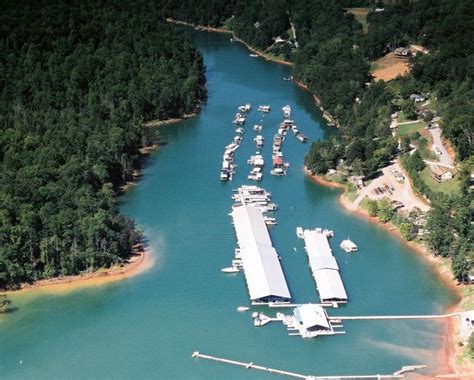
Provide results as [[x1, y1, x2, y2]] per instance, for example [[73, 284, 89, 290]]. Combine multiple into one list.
[[191, 351, 419, 379]]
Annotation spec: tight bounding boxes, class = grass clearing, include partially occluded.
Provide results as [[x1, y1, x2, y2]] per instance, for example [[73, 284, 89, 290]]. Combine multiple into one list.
[[397, 120, 426, 137], [420, 166, 460, 195]]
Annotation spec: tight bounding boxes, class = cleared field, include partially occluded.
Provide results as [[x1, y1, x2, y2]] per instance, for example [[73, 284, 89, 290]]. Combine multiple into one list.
[[346, 8, 370, 33], [397, 121, 426, 137], [371, 52, 410, 82]]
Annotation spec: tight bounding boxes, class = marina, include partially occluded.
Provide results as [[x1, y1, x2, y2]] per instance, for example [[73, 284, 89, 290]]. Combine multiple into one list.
[[298, 228, 348, 304], [1, 30, 459, 380]]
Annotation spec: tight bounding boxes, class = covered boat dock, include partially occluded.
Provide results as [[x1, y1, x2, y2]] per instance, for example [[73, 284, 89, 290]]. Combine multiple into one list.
[[302, 230, 348, 304], [231, 205, 291, 304]]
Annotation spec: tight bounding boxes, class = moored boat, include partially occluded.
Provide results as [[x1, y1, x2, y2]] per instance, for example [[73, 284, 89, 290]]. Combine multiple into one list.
[[340, 239, 358, 252]]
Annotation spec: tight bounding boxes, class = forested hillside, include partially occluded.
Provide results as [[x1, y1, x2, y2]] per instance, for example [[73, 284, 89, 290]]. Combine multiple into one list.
[[0, 0, 206, 289]]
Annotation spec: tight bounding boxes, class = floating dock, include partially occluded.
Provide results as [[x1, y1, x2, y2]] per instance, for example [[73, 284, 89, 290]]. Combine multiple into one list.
[[231, 204, 291, 304], [301, 229, 347, 304]]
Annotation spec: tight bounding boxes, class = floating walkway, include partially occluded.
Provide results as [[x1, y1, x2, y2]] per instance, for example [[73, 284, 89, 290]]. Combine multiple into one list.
[[300, 229, 347, 304], [191, 351, 425, 379], [231, 204, 291, 304]]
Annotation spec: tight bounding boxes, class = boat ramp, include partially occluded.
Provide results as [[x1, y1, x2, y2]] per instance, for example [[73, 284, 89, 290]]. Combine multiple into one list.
[[297, 228, 348, 305]]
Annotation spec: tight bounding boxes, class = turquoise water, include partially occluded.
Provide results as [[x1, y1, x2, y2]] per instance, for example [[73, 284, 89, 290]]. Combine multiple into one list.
[[1, 31, 456, 379]]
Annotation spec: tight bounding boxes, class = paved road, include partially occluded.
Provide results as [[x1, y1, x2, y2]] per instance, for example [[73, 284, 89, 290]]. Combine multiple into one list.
[[429, 127, 454, 166]]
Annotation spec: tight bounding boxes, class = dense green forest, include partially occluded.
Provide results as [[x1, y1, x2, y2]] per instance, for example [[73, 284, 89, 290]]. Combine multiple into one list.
[[0, 0, 206, 289]]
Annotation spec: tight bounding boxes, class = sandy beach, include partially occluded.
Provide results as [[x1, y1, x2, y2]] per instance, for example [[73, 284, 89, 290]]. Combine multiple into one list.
[[5, 246, 153, 296], [308, 171, 474, 376]]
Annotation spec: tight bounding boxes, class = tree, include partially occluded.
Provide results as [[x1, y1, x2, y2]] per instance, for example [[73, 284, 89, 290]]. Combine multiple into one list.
[[376, 197, 394, 223], [367, 199, 378, 217], [401, 99, 417, 120]]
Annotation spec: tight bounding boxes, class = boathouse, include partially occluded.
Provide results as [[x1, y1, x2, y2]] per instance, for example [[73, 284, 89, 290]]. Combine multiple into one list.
[[231, 205, 291, 304], [303, 230, 348, 303], [293, 304, 333, 333]]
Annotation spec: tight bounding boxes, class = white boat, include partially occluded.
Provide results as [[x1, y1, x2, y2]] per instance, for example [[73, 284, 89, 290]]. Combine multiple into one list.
[[323, 229, 334, 238], [296, 227, 304, 239], [253, 124, 263, 132], [296, 134, 308, 143], [238, 103, 251, 113], [221, 266, 240, 273], [283, 76, 293, 81], [248, 172, 263, 181], [236, 127, 244, 134], [220, 171, 229, 181], [237, 306, 249, 312], [340, 239, 358, 253], [270, 168, 287, 176], [257, 105, 271, 113], [249, 53, 258, 58], [233, 116, 246, 125], [282, 105, 291, 118], [264, 217, 278, 225], [234, 135, 242, 143]]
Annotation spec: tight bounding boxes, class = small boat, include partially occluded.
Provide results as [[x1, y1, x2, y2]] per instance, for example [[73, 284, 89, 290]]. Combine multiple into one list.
[[221, 266, 240, 273], [340, 239, 358, 253], [237, 306, 249, 312], [238, 103, 251, 113], [283, 76, 293, 81], [296, 227, 304, 239], [220, 171, 229, 181], [236, 127, 244, 134], [323, 229, 334, 238], [264, 217, 278, 225], [257, 105, 271, 113], [248, 172, 263, 181], [234, 135, 242, 143], [296, 133, 308, 143], [270, 168, 287, 176], [282, 105, 291, 118], [253, 124, 263, 132], [249, 53, 258, 58]]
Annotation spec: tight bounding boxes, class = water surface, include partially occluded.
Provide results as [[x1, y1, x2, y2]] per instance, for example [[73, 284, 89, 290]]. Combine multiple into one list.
[[0, 31, 456, 379]]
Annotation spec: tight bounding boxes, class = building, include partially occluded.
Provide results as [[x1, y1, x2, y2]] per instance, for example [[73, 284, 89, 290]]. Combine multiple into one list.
[[302, 230, 348, 303], [293, 304, 334, 337], [231, 205, 291, 304], [394, 47, 411, 58], [430, 165, 453, 183]]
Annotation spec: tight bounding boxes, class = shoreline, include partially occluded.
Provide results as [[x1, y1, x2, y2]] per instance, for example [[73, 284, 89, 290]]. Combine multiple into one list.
[[308, 170, 473, 376], [5, 245, 153, 296], [166, 18, 293, 67], [144, 112, 197, 128], [294, 80, 340, 127]]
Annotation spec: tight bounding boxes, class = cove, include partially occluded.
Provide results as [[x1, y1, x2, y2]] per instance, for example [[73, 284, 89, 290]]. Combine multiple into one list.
[[0, 31, 457, 379]]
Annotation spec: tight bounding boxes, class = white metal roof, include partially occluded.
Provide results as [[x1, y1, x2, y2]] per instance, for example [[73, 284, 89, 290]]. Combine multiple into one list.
[[231, 205, 291, 302], [293, 304, 330, 329], [309, 256, 339, 271], [304, 231, 332, 257], [313, 269, 347, 302], [303, 230, 347, 302]]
